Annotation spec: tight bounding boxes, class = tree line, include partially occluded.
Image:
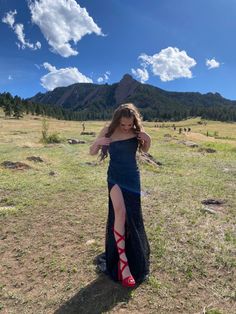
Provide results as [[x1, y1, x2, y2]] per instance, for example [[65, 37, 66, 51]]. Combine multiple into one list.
[[1, 91, 236, 122]]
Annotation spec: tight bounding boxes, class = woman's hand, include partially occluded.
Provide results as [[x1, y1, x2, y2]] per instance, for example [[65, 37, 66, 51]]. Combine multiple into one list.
[[90, 126, 110, 155], [90, 136, 111, 155], [96, 136, 111, 146], [137, 131, 150, 143], [137, 131, 151, 153]]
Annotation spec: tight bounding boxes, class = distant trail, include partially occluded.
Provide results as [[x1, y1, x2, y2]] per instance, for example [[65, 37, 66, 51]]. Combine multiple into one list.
[[186, 132, 236, 146]]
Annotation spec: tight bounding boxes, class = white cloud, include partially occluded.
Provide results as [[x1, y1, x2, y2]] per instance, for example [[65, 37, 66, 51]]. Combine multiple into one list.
[[41, 62, 93, 91], [35, 42, 41, 49], [29, 0, 104, 57], [104, 71, 110, 79], [138, 47, 196, 81], [97, 71, 111, 83], [206, 58, 220, 69], [14, 23, 41, 50], [2, 10, 16, 28], [34, 63, 41, 70], [43, 62, 57, 72], [2, 10, 41, 50], [8, 75, 13, 80], [131, 68, 149, 83]]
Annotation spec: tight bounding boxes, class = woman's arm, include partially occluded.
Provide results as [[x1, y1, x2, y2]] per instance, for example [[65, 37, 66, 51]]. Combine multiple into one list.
[[89, 126, 110, 155], [137, 131, 151, 153]]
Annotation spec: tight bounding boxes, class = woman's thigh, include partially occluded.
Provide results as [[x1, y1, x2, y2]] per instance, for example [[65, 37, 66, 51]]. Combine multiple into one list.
[[110, 184, 126, 213]]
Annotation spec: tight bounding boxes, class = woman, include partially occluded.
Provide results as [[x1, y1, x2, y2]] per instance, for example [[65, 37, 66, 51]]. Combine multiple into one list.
[[90, 103, 151, 287]]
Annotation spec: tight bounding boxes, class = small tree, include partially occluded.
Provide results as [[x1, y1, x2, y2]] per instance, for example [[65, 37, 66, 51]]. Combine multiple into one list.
[[41, 118, 49, 142], [41, 118, 62, 144]]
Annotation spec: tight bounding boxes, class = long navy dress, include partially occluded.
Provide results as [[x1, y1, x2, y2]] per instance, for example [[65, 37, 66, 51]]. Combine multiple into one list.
[[105, 137, 150, 283]]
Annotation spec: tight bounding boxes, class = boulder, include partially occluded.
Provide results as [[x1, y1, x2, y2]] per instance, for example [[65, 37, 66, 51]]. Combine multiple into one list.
[[67, 139, 86, 144]]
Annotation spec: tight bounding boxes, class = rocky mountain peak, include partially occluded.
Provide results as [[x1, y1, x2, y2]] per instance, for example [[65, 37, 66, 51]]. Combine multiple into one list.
[[119, 73, 136, 83], [115, 74, 140, 104]]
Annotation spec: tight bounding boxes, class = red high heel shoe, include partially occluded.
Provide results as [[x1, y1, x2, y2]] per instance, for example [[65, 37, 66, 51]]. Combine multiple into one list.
[[113, 228, 136, 287]]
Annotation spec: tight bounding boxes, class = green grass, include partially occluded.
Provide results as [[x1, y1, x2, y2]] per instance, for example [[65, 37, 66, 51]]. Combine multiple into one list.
[[0, 116, 236, 313]]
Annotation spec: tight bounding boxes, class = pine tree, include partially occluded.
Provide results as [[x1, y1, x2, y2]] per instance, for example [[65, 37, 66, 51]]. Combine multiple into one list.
[[12, 96, 23, 119], [3, 99, 13, 117]]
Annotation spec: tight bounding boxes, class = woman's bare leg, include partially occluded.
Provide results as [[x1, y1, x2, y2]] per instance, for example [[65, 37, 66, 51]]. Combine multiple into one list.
[[110, 184, 132, 279]]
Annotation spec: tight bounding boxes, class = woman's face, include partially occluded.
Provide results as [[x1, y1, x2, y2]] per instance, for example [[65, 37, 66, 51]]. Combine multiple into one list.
[[119, 117, 134, 133]]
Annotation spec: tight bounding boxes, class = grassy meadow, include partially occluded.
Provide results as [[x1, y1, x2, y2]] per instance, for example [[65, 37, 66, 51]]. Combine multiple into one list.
[[0, 113, 236, 314]]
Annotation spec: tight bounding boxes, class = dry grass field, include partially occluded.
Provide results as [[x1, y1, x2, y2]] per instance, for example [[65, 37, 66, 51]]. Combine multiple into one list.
[[0, 113, 235, 314]]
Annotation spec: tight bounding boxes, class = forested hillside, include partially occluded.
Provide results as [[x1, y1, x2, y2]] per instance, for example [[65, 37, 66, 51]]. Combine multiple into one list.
[[1, 74, 236, 121]]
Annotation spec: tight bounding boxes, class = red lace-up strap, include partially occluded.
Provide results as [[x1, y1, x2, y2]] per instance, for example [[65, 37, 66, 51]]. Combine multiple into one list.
[[113, 228, 125, 255], [113, 227, 136, 287]]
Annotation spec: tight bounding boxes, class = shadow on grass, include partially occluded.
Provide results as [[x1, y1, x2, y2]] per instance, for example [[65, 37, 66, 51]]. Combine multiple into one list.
[[54, 273, 133, 314]]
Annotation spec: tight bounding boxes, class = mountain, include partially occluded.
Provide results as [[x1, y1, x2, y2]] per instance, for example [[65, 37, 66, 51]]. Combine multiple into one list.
[[29, 74, 140, 110], [29, 74, 236, 121]]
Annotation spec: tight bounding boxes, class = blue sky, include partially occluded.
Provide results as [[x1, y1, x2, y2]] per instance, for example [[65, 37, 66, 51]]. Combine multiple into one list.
[[0, 0, 236, 100]]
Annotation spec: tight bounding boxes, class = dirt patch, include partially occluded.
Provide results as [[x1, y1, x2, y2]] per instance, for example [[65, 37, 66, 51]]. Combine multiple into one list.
[[177, 140, 199, 147], [201, 199, 225, 206], [201, 199, 226, 214], [1, 161, 31, 170], [198, 147, 217, 153], [49, 170, 57, 176], [26, 156, 44, 162]]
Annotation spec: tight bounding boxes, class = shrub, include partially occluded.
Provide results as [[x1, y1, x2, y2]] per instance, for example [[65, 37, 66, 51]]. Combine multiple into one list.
[[44, 132, 62, 144], [40, 118, 63, 144]]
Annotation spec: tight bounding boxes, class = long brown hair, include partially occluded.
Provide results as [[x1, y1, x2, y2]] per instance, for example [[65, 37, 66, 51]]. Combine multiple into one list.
[[100, 103, 143, 161]]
